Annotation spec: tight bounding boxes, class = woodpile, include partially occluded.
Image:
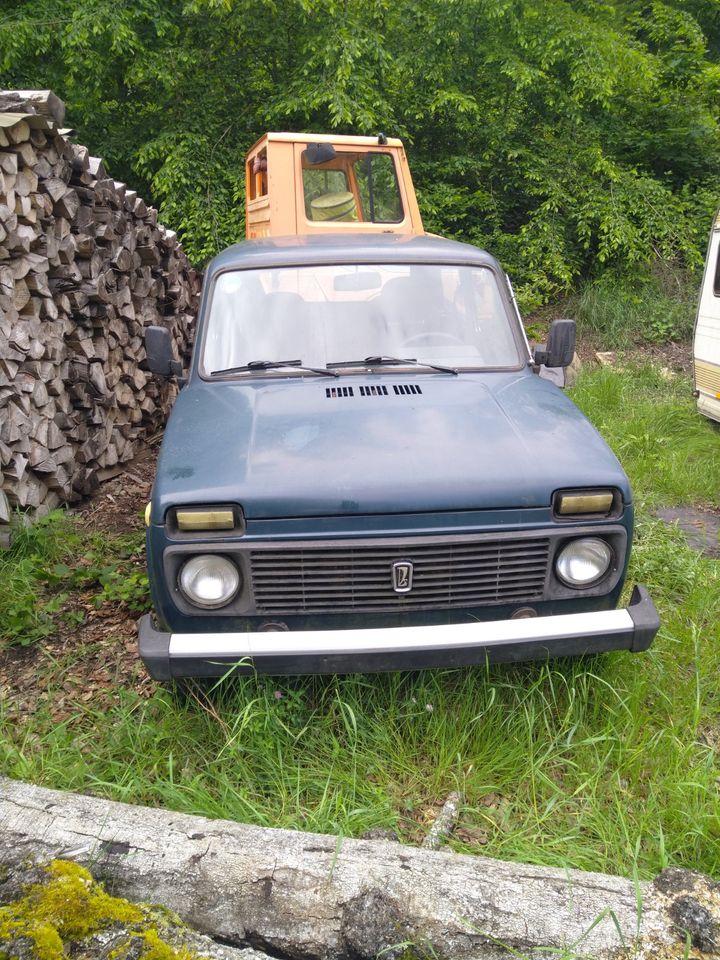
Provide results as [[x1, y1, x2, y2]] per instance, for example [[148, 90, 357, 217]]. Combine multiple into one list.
[[0, 90, 200, 541]]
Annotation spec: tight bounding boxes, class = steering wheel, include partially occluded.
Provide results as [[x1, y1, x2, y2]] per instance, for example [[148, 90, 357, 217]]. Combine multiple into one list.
[[401, 332, 465, 348]]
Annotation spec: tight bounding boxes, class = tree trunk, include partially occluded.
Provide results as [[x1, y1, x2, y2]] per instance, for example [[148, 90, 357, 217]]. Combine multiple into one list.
[[0, 777, 717, 960]]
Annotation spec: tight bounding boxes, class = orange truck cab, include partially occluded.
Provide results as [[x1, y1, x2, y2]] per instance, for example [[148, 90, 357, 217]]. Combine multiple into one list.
[[245, 132, 424, 239]]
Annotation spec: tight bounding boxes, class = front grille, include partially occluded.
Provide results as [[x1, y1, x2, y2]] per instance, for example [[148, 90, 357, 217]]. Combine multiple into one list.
[[249, 535, 550, 613]]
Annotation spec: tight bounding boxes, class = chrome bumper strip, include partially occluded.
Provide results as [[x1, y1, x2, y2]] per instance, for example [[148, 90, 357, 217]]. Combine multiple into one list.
[[168, 608, 634, 658]]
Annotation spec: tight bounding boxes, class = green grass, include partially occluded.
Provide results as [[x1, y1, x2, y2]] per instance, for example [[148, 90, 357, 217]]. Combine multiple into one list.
[[572, 364, 720, 508], [572, 267, 698, 348], [1, 364, 719, 882], [0, 515, 149, 648], [0, 512, 84, 647]]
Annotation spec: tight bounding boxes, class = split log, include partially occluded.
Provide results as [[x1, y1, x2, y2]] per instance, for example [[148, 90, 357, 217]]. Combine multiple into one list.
[[0, 153, 17, 175], [14, 166, 38, 196], [41, 175, 69, 202], [54, 185, 79, 220], [11, 141, 38, 168], [0, 89, 66, 124], [30, 128, 48, 149], [0, 777, 718, 960], [7, 120, 31, 146]]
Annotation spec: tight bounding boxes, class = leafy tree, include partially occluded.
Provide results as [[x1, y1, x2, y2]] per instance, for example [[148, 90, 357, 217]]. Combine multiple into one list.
[[1, 0, 717, 306]]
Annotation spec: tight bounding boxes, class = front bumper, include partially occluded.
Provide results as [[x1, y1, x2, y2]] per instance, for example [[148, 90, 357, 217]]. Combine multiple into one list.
[[138, 584, 659, 680]]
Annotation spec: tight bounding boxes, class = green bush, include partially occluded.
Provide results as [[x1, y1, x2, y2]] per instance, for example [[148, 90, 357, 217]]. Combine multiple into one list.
[[572, 264, 699, 348], [1, 0, 718, 300]]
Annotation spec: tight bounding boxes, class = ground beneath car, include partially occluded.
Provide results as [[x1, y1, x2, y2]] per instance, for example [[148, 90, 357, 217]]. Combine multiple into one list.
[[653, 505, 720, 558], [78, 443, 158, 534], [0, 446, 159, 727]]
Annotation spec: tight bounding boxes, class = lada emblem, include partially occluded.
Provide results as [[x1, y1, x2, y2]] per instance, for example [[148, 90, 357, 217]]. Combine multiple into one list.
[[392, 561, 414, 594]]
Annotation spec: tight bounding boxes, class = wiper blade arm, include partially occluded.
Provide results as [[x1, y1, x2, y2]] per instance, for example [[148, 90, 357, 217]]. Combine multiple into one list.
[[211, 359, 339, 378], [327, 355, 458, 375]]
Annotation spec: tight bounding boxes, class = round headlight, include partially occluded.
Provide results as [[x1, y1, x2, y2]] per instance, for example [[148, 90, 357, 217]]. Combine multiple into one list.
[[179, 555, 240, 608], [556, 538, 613, 587]]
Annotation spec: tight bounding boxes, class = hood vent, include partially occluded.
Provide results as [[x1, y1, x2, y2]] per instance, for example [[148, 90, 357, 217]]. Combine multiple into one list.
[[326, 386, 355, 398], [325, 384, 423, 399]]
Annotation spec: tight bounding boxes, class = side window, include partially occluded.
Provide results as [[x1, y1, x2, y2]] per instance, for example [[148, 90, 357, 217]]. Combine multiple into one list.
[[302, 168, 356, 222], [714, 242, 720, 296], [354, 154, 403, 224], [248, 149, 267, 201]]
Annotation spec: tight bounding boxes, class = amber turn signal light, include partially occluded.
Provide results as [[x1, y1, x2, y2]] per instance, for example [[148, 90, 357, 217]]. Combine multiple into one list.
[[557, 492, 614, 515], [176, 509, 235, 531]]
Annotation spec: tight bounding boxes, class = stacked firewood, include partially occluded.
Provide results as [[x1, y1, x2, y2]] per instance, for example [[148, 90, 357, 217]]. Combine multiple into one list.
[[0, 91, 200, 540]]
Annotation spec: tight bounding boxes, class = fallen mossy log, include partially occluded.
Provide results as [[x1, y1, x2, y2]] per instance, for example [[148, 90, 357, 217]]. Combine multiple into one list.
[[0, 858, 270, 960], [0, 777, 718, 960]]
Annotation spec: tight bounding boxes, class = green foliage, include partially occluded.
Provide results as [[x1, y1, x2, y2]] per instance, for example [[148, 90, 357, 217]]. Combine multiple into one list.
[[0, 516, 149, 649], [135, 133, 245, 264], [1, 0, 718, 307], [573, 264, 699, 347], [46, 535, 150, 612]]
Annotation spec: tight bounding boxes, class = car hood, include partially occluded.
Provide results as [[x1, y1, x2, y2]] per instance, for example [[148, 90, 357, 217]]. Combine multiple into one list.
[[153, 372, 631, 519]]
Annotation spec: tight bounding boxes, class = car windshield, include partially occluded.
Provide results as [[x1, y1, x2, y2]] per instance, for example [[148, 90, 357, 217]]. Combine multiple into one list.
[[202, 263, 522, 375]]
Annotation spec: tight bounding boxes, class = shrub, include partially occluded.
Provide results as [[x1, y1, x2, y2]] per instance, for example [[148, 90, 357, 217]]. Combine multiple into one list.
[[572, 263, 699, 348]]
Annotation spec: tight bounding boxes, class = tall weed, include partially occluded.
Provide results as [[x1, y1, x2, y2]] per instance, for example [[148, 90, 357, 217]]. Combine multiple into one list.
[[573, 265, 698, 347]]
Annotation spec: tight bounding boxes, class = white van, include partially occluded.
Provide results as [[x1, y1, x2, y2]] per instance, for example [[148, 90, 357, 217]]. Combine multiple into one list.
[[694, 210, 720, 423]]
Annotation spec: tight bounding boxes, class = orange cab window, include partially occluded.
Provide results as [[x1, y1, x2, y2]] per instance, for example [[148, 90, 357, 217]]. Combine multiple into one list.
[[302, 151, 403, 224]]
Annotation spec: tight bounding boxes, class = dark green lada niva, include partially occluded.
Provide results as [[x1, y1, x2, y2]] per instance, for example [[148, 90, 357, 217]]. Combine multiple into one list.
[[138, 234, 658, 679]]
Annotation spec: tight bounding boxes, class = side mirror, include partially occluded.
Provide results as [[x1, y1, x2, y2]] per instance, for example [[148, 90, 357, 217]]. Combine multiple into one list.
[[534, 319, 576, 368], [145, 325, 183, 377]]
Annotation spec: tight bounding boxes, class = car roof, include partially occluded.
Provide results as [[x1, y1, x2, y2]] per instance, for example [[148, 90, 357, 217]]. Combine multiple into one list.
[[205, 233, 502, 278]]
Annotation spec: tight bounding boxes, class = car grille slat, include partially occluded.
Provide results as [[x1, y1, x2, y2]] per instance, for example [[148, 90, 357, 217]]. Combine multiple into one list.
[[251, 550, 549, 568], [252, 563, 548, 585], [250, 536, 550, 613], [253, 582, 546, 601]]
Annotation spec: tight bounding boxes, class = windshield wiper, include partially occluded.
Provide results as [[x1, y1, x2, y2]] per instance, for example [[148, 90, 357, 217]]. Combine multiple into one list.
[[210, 359, 339, 378], [326, 355, 458, 375]]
